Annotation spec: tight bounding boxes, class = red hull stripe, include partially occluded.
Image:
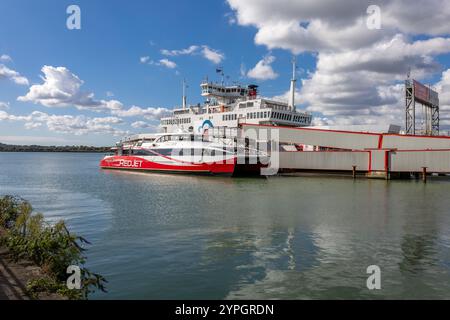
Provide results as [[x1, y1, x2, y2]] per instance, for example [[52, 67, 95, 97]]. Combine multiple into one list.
[[100, 156, 236, 174]]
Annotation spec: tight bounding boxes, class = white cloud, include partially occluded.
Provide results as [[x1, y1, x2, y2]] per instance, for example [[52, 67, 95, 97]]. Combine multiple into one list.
[[103, 99, 124, 111], [112, 105, 171, 120], [24, 122, 43, 129], [160, 45, 225, 64], [106, 91, 114, 97], [140, 56, 150, 64], [201, 46, 225, 64], [17, 65, 128, 114], [227, 0, 388, 53], [0, 54, 12, 62], [225, 12, 237, 25], [298, 35, 450, 123], [159, 58, 177, 69], [0, 110, 31, 121], [0, 64, 29, 85], [247, 55, 278, 80], [240, 62, 247, 78], [131, 121, 158, 131], [140, 56, 177, 69], [435, 69, 450, 126], [0, 110, 127, 136], [0, 101, 10, 110], [227, 0, 450, 54], [161, 45, 199, 56], [18, 66, 104, 109]]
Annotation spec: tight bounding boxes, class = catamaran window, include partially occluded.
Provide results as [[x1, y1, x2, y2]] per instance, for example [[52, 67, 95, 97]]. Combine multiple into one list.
[[133, 149, 152, 156], [203, 149, 216, 157], [155, 148, 175, 156]]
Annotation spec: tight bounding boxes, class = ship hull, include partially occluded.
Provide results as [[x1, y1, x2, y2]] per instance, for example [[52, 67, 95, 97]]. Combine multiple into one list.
[[100, 155, 236, 175]]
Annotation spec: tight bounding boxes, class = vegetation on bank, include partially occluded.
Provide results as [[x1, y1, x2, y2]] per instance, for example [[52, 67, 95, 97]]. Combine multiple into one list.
[[0, 143, 110, 153], [0, 195, 107, 299]]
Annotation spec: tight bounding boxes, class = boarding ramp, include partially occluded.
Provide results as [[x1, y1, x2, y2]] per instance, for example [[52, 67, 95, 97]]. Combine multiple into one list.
[[279, 151, 370, 171], [241, 124, 450, 151], [382, 134, 450, 150], [241, 124, 381, 150]]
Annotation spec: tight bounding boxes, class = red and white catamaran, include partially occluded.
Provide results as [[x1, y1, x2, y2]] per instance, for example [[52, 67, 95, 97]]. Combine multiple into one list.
[[100, 131, 267, 176]]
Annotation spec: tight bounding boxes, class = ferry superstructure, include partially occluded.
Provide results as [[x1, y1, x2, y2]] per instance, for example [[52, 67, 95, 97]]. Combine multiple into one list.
[[160, 60, 312, 134]]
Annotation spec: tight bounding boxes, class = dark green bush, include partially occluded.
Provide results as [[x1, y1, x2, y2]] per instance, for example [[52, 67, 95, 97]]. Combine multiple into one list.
[[0, 195, 107, 299], [0, 195, 26, 229]]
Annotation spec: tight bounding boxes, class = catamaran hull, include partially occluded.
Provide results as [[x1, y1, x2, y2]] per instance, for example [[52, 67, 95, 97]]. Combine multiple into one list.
[[100, 156, 236, 175]]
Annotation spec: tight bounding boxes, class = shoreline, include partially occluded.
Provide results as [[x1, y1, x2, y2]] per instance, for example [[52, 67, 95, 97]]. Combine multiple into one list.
[[0, 228, 63, 300], [0, 143, 110, 153], [0, 151, 107, 153]]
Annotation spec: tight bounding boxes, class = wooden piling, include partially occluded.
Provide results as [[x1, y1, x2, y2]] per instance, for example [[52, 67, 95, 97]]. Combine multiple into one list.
[[422, 167, 427, 183]]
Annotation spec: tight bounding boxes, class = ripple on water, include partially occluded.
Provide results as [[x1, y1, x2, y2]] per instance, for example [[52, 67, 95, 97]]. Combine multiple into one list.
[[0, 185, 112, 241]]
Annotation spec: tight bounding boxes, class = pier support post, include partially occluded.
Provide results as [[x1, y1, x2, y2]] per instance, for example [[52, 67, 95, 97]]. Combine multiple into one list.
[[352, 165, 357, 179], [422, 167, 427, 183]]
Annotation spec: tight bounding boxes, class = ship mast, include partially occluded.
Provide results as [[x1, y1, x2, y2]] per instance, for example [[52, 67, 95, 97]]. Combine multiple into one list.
[[182, 79, 187, 110], [289, 57, 296, 112]]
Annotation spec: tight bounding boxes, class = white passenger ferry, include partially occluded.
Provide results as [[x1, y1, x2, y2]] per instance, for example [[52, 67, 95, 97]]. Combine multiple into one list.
[[160, 60, 312, 134]]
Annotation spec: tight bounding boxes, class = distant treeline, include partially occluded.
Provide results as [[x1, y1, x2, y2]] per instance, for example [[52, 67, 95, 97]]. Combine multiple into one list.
[[0, 143, 110, 153]]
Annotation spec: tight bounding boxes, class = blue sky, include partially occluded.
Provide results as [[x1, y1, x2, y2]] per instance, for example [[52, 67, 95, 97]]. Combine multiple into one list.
[[1, 0, 450, 145]]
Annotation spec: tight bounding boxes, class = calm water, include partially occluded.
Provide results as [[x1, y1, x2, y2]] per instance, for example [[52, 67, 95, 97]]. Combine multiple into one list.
[[1, 152, 450, 299]]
